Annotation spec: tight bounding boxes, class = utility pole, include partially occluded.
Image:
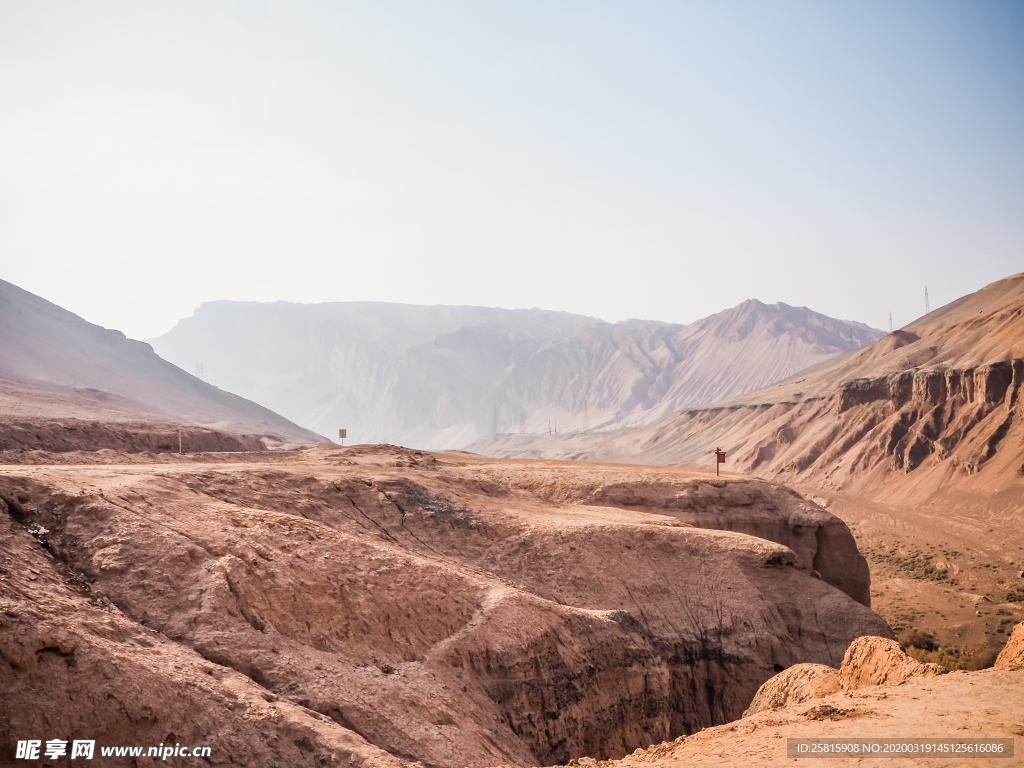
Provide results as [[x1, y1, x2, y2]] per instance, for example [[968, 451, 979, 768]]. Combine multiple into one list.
[[925, 286, 930, 315], [888, 312, 893, 333]]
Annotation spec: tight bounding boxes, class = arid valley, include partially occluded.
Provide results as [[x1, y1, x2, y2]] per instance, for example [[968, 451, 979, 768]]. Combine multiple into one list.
[[1, 273, 1023, 767], [3, 4, 1024, 763]]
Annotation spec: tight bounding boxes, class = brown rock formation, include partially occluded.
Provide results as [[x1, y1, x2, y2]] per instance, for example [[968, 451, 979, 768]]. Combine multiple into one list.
[[478, 467, 870, 606], [995, 622, 1024, 670], [0, 512, 406, 768], [0, 447, 891, 767], [617, 665, 1024, 768], [738, 663, 842, 716], [743, 635, 947, 716]]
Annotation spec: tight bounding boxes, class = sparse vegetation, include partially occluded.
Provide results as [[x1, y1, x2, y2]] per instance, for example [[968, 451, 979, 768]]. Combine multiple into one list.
[[863, 544, 949, 581], [897, 629, 1001, 671], [997, 618, 1019, 634]]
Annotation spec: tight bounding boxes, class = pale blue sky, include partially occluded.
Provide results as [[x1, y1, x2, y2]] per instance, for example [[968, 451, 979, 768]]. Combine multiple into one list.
[[1, 1, 1021, 338]]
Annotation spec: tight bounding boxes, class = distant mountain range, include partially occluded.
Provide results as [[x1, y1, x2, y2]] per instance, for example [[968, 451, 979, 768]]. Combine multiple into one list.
[[149, 298, 883, 449]]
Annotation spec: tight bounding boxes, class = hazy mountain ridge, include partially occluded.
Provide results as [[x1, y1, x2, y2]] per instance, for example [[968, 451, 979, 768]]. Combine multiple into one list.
[[150, 301, 600, 449], [512, 300, 882, 434], [150, 298, 882, 449]]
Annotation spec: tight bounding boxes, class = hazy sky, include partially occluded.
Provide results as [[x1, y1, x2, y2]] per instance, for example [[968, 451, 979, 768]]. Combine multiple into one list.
[[2, 1, 1022, 339]]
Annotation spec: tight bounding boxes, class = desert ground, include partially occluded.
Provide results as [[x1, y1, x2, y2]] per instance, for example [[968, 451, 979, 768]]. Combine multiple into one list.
[[3, 445, 897, 766], [3, 445, 1022, 767]]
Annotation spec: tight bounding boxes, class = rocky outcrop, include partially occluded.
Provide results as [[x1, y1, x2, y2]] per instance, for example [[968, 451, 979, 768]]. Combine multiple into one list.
[[738, 663, 842, 715], [995, 622, 1024, 670], [484, 469, 871, 606], [620, 663, 1024, 768], [0, 448, 893, 766], [837, 635, 948, 688], [0, 513, 406, 768], [743, 636, 948, 716]]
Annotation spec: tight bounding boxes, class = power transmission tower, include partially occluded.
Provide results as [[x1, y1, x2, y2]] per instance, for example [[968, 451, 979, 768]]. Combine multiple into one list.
[[924, 286, 930, 315], [195, 362, 204, 380], [520, 409, 527, 435], [888, 312, 893, 333], [583, 401, 589, 433]]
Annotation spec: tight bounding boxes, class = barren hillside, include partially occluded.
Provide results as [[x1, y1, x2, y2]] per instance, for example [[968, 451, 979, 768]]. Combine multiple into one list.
[[0, 279, 325, 450]]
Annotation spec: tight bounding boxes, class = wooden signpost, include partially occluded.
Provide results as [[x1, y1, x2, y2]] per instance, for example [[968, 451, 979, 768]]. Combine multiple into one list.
[[715, 447, 726, 476]]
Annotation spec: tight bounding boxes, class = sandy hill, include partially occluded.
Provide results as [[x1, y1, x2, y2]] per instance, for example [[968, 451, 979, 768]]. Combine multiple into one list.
[[0, 279, 324, 450], [0, 447, 890, 767], [148, 298, 880, 449]]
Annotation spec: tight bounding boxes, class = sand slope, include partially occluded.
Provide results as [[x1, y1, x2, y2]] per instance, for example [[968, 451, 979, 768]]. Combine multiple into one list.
[[0, 279, 325, 448]]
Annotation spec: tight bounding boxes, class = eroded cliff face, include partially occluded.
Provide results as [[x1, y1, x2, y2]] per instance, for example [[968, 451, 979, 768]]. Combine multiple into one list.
[[829, 358, 1022, 475], [455, 466, 871, 607], [711, 356, 1024, 493], [493, 353, 1024, 507], [0, 448, 889, 767]]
